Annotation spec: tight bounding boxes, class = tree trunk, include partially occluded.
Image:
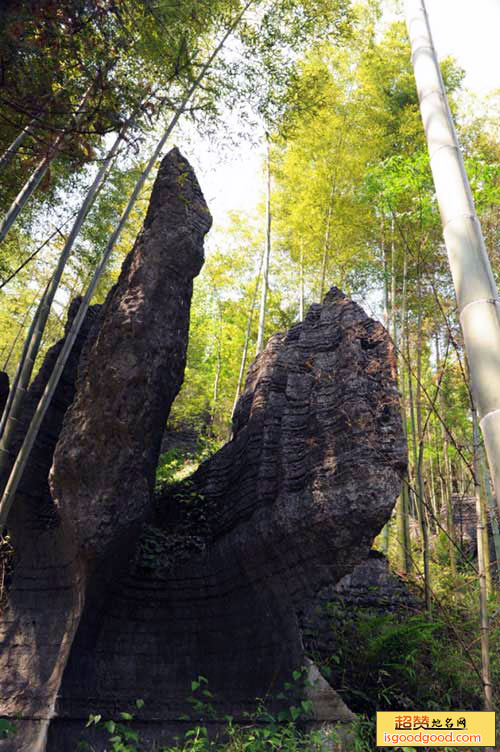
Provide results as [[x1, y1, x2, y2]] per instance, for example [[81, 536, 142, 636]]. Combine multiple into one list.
[[299, 242, 304, 321], [0, 0, 255, 527], [212, 343, 222, 425], [402, 258, 430, 607], [232, 250, 264, 421], [397, 240, 412, 573], [0, 124, 128, 486], [472, 405, 494, 711], [1, 295, 40, 373], [382, 220, 389, 328], [380, 221, 391, 555], [0, 210, 79, 291], [435, 334, 457, 576], [0, 116, 37, 174], [428, 454, 438, 524], [479, 447, 500, 577], [407, 0, 500, 521], [405, 316, 418, 515], [318, 180, 335, 302], [0, 280, 50, 441], [417, 430, 431, 611], [256, 132, 272, 354], [472, 406, 492, 595], [0, 84, 95, 244]]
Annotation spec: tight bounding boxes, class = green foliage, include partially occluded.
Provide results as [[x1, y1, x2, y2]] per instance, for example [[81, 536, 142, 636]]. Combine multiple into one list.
[[156, 448, 191, 488], [0, 717, 14, 739], [155, 435, 222, 490], [169, 241, 297, 438], [82, 674, 334, 752], [318, 601, 440, 713], [85, 699, 145, 752], [312, 586, 500, 749]]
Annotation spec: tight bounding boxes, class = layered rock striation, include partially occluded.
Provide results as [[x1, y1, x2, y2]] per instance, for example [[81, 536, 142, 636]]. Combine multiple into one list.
[[0, 147, 211, 752], [50, 288, 406, 749], [0, 298, 101, 752], [0, 148, 406, 752]]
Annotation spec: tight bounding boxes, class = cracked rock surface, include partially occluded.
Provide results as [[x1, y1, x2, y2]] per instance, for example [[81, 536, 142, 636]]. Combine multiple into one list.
[[0, 147, 406, 751], [0, 147, 211, 752], [51, 288, 406, 749]]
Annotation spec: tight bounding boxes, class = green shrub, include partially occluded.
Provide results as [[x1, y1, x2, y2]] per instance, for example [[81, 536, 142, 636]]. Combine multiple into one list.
[[317, 598, 491, 716], [81, 673, 337, 752], [155, 436, 222, 490]]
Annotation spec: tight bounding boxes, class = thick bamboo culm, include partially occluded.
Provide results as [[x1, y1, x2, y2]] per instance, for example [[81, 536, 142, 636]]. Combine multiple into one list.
[[406, 0, 500, 519]]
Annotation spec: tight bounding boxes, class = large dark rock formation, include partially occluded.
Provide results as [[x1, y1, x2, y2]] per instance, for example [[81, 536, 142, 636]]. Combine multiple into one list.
[[0, 299, 101, 752], [0, 149, 406, 752], [48, 289, 406, 750], [301, 550, 421, 668], [0, 147, 211, 752], [329, 550, 420, 613], [50, 145, 210, 561]]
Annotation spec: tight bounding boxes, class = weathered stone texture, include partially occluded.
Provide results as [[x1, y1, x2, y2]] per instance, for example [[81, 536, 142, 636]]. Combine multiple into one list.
[[301, 550, 420, 668], [50, 146, 212, 561], [0, 148, 406, 752], [0, 298, 100, 752], [438, 493, 498, 566], [0, 147, 211, 752], [330, 550, 420, 612], [49, 287, 406, 750]]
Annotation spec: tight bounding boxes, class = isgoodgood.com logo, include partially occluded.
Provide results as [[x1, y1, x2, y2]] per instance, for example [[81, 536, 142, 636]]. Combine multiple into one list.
[[376, 711, 496, 747]]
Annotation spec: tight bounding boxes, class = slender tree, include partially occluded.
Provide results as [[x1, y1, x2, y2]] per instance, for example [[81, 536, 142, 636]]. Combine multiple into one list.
[[392, 232, 412, 573], [256, 132, 272, 354], [232, 251, 265, 420], [0, 116, 37, 174], [299, 242, 305, 320], [436, 334, 457, 576], [0, 82, 96, 244], [0, 0, 256, 527], [479, 443, 500, 577], [0, 120, 130, 463], [406, 0, 500, 517], [472, 405, 494, 711]]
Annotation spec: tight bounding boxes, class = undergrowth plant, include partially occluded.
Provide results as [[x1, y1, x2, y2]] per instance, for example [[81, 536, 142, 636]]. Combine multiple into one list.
[[155, 435, 222, 490], [313, 583, 500, 752], [80, 671, 339, 752]]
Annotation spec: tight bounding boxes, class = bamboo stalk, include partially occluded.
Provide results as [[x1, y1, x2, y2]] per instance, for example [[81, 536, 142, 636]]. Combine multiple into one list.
[[299, 242, 304, 321], [319, 180, 335, 302], [396, 237, 412, 573], [479, 448, 500, 577], [232, 250, 264, 422], [473, 407, 493, 711], [0, 0, 256, 528], [0, 124, 129, 480], [406, 0, 500, 522], [0, 280, 50, 442], [256, 132, 272, 354], [0, 209, 80, 292], [0, 84, 95, 244], [435, 334, 457, 576], [417, 426, 431, 611], [0, 117, 37, 173]]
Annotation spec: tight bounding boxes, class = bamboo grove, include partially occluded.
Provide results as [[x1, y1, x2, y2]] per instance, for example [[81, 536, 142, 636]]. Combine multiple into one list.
[[1, 0, 500, 733]]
